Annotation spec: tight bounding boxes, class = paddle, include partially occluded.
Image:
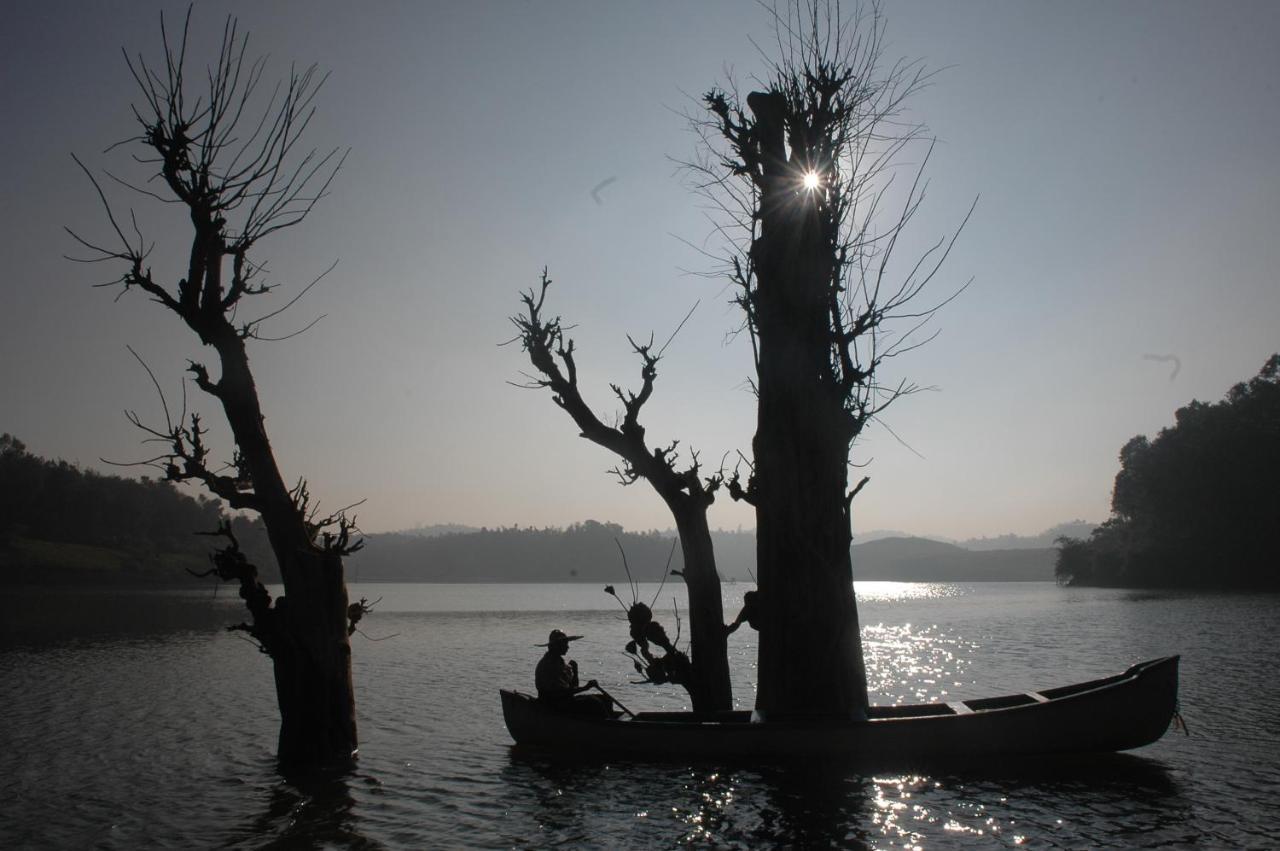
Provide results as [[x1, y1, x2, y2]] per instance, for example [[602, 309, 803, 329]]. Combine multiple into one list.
[[589, 682, 634, 718]]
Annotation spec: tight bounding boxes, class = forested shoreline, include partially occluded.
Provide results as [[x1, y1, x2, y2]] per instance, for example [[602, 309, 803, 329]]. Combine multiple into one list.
[[1055, 355, 1279, 589], [0, 433, 273, 584]]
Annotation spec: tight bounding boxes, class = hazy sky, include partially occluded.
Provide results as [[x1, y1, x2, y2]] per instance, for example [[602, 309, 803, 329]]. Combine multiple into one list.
[[3, 1, 1277, 539]]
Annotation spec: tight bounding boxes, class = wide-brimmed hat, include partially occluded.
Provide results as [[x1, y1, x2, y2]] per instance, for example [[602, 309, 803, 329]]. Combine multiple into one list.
[[536, 628, 583, 647]]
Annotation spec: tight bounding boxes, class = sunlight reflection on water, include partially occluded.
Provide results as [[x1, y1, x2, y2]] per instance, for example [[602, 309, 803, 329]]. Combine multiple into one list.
[[863, 621, 979, 704], [857, 581, 965, 602]]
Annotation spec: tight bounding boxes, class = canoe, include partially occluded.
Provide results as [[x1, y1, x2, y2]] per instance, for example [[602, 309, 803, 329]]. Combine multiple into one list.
[[500, 655, 1180, 763]]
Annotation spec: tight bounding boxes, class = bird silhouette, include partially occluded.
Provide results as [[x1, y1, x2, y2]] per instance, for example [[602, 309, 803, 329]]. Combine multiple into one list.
[[590, 176, 617, 205], [1142, 353, 1182, 381]]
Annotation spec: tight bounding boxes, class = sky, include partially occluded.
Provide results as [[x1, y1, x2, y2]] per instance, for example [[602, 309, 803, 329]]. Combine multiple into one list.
[[3, 1, 1278, 540]]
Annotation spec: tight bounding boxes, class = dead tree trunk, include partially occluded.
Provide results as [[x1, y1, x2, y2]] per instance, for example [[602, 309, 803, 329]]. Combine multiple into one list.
[[210, 330, 357, 765], [511, 272, 732, 712], [700, 3, 972, 719], [70, 11, 361, 769], [746, 90, 868, 718], [668, 505, 732, 711]]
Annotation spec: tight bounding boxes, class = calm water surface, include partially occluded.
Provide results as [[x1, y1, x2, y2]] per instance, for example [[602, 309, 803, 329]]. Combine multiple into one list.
[[3, 581, 1278, 848]]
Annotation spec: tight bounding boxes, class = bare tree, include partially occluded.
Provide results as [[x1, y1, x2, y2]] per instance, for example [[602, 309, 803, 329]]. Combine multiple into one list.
[[68, 11, 363, 769], [510, 271, 733, 712], [693, 1, 973, 718]]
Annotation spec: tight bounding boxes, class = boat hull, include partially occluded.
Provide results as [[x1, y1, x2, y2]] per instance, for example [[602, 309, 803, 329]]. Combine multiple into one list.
[[501, 656, 1179, 763]]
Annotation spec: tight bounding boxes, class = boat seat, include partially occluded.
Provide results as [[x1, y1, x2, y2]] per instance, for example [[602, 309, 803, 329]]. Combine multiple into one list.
[[1026, 691, 1050, 703], [947, 701, 974, 715]]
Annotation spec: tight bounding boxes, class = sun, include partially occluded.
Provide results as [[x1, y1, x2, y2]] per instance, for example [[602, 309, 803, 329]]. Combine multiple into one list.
[[802, 170, 821, 191]]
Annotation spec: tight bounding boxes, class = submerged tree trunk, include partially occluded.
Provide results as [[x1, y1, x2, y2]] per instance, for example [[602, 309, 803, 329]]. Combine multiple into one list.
[[270, 550, 356, 765], [669, 502, 732, 713], [751, 395, 867, 718], [748, 90, 868, 720], [212, 333, 358, 766]]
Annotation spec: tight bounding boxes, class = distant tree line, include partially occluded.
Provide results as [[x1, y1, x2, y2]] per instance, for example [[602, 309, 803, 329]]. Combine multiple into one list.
[[0, 433, 219, 553], [960, 520, 1095, 551], [1, 428, 1061, 587], [346, 520, 757, 585], [0, 435, 1059, 586], [0, 440, 754, 587], [0, 434, 272, 582], [344, 526, 1056, 583], [1055, 355, 1280, 589]]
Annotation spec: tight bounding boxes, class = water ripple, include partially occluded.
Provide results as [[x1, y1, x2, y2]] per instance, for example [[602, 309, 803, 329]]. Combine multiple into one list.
[[2, 583, 1277, 848]]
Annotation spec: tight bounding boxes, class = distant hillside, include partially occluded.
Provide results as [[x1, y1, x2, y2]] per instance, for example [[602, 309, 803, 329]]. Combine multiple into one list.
[[851, 528, 920, 544], [0, 434, 276, 585], [342, 528, 1052, 583], [345, 523, 754, 583], [0, 432, 1059, 587], [850, 537, 1054, 581], [392, 523, 480, 538], [960, 521, 1097, 551], [853, 522, 1098, 551]]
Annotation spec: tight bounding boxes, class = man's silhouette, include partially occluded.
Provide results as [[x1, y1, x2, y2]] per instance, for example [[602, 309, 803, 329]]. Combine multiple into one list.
[[534, 629, 612, 716]]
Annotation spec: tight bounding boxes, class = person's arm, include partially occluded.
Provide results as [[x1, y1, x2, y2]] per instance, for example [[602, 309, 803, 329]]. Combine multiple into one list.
[[567, 660, 598, 692]]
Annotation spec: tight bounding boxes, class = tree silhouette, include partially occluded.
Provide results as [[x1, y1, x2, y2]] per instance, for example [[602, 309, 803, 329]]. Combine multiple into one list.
[[1056, 354, 1280, 589], [0, 436, 228, 569], [68, 10, 362, 769], [510, 272, 733, 711], [694, 1, 972, 718]]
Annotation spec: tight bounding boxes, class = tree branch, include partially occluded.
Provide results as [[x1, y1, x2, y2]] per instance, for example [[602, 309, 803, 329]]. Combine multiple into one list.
[[509, 269, 719, 508]]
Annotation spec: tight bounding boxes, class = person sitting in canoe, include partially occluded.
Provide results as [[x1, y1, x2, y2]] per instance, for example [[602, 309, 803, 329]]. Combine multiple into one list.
[[725, 589, 760, 635], [535, 629, 613, 716]]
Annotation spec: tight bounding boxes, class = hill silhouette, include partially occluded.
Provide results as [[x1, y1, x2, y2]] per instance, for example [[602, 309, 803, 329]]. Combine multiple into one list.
[[0, 434, 271, 585], [850, 537, 1054, 582], [959, 521, 1096, 551], [2, 435, 1055, 586], [341, 528, 1052, 583]]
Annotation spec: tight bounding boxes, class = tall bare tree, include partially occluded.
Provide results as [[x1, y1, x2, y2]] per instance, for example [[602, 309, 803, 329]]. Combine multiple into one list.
[[695, 1, 973, 718], [69, 11, 363, 768], [511, 272, 733, 712]]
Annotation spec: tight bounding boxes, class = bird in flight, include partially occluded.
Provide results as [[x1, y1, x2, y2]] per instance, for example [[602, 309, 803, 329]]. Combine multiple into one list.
[[590, 176, 617, 205], [1142, 353, 1182, 381]]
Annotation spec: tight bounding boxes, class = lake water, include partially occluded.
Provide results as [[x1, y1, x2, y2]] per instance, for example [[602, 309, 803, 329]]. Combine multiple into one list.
[[3, 581, 1278, 848]]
